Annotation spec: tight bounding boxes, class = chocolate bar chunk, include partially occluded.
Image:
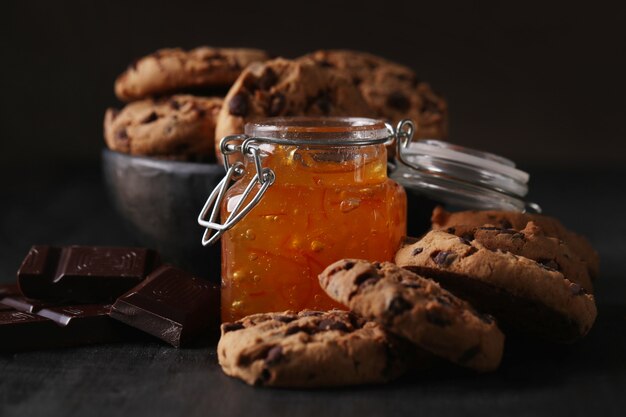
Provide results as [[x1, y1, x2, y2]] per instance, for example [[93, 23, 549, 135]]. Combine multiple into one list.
[[109, 264, 219, 348], [18, 245, 161, 303], [0, 286, 136, 352]]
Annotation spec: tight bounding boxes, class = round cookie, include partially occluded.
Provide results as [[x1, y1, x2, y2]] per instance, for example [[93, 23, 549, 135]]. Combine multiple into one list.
[[395, 230, 597, 342], [115, 47, 269, 101], [214, 57, 375, 160], [300, 50, 448, 139], [104, 95, 222, 160], [217, 310, 413, 387], [443, 222, 594, 293], [319, 259, 505, 372], [431, 206, 600, 279]]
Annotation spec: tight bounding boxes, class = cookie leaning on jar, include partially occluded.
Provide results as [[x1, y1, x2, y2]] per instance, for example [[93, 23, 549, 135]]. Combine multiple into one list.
[[217, 259, 506, 388]]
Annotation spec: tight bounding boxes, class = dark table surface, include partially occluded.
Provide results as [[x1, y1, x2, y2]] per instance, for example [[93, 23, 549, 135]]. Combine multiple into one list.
[[1, 163, 625, 417]]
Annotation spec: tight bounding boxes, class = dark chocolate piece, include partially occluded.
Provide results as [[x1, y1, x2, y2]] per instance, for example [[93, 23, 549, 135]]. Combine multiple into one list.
[[0, 286, 135, 352], [109, 264, 219, 348], [18, 245, 161, 303]]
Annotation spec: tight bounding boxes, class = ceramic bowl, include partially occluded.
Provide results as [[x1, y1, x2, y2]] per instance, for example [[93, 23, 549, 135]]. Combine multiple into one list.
[[101, 149, 224, 282]]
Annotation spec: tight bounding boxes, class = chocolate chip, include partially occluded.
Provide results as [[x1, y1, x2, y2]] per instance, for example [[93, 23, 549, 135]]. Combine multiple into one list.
[[431, 251, 457, 266], [115, 128, 128, 141], [311, 91, 332, 114], [258, 68, 278, 90], [425, 309, 452, 327], [420, 98, 440, 114], [169, 99, 181, 110], [300, 311, 324, 317], [386, 91, 410, 112], [465, 247, 478, 257], [459, 237, 471, 245], [195, 107, 206, 118], [268, 93, 286, 116], [499, 220, 513, 229], [347, 313, 363, 329], [537, 259, 560, 271], [498, 229, 517, 235], [343, 261, 355, 270], [265, 345, 283, 365], [388, 296, 412, 315], [461, 232, 475, 241], [142, 111, 158, 124], [445, 227, 456, 234], [411, 247, 424, 256], [458, 345, 481, 364], [569, 283, 586, 296], [318, 60, 334, 68], [243, 75, 259, 92], [273, 314, 296, 323], [228, 92, 249, 116], [285, 326, 309, 336], [512, 232, 525, 240], [260, 368, 272, 383], [354, 271, 380, 286], [318, 319, 349, 332], [222, 322, 244, 333]]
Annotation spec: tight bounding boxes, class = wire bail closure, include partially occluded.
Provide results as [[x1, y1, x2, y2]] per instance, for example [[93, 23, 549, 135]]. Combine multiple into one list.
[[197, 135, 276, 246]]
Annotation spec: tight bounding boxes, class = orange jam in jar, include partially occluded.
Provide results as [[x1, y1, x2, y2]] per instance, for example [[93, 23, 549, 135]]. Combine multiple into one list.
[[203, 118, 407, 322]]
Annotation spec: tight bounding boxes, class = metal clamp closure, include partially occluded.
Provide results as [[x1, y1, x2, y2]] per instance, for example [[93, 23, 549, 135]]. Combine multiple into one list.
[[197, 135, 275, 246], [393, 119, 417, 172]]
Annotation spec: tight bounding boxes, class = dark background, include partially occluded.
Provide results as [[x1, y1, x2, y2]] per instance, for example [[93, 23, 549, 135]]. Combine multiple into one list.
[[1, 1, 625, 173], [1, 3, 626, 416]]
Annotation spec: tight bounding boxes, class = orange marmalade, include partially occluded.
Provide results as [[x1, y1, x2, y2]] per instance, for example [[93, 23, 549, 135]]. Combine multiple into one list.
[[219, 118, 407, 321]]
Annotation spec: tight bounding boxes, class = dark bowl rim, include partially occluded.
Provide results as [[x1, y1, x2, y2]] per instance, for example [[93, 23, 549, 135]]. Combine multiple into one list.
[[101, 148, 225, 174]]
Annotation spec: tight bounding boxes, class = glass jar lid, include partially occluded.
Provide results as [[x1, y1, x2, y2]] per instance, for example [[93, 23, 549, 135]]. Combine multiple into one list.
[[391, 138, 540, 212]]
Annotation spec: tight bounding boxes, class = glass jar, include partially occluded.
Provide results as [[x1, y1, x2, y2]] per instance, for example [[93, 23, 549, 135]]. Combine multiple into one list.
[[199, 117, 407, 321]]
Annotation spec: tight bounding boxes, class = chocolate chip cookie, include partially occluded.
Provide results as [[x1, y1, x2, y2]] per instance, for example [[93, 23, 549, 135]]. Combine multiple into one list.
[[319, 259, 505, 372], [214, 58, 374, 159], [300, 50, 448, 139], [443, 222, 594, 293], [431, 206, 600, 279], [218, 310, 414, 387], [395, 230, 597, 342], [104, 95, 222, 160], [115, 47, 269, 101]]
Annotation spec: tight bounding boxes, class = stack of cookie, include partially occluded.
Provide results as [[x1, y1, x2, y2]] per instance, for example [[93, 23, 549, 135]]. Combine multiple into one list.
[[104, 47, 270, 161], [104, 47, 448, 162], [217, 207, 598, 388], [395, 207, 598, 343]]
